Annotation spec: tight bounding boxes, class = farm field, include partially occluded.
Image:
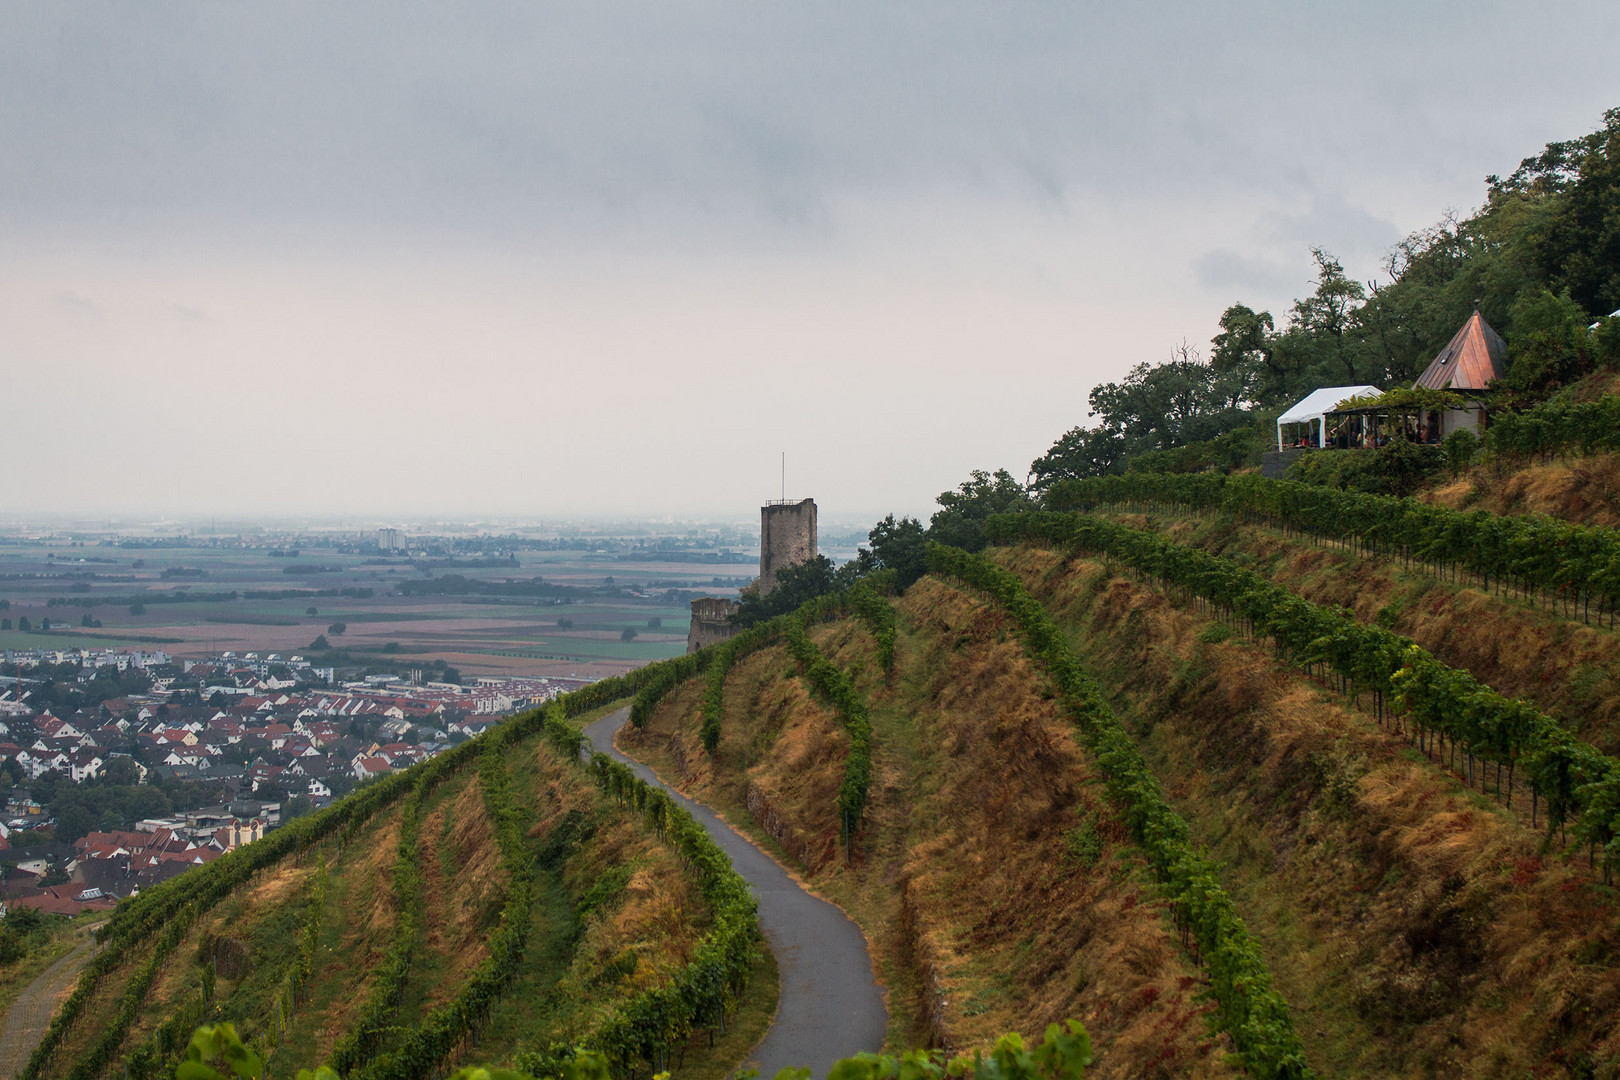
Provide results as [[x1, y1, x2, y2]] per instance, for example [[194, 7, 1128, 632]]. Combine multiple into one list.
[[0, 536, 762, 678]]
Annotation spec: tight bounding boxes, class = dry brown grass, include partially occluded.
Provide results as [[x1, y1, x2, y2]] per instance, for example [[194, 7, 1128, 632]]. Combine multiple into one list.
[[303, 816, 404, 1059], [1425, 452, 1620, 528], [121, 861, 321, 1054], [635, 642, 849, 872], [414, 776, 502, 1011], [1144, 511, 1620, 755], [625, 599, 1236, 1078], [996, 544, 1620, 1077], [887, 581, 1230, 1079]]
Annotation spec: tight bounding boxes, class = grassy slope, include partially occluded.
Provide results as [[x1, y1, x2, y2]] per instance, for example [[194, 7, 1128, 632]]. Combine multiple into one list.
[[993, 544, 1620, 1078], [624, 603, 1236, 1080], [0, 915, 105, 1022], [1420, 372, 1620, 529], [36, 716, 763, 1080]]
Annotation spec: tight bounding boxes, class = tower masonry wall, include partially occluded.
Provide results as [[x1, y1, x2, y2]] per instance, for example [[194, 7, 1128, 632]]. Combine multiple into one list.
[[759, 499, 817, 596], [686, 597, 741, 654]]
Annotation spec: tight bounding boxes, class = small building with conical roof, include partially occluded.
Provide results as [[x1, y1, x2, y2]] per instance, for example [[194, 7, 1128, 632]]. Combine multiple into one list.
[[1412, 309, 1509, 438]]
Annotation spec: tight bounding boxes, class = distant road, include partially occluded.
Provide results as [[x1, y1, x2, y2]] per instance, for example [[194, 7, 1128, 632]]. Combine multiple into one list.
[[583, 708, 888, 1077], [0, 936, 94, 1080]]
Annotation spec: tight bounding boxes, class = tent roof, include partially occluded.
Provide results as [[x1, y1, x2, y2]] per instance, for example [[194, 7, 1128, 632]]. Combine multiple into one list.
[[1276, 385, 1383, 425], [1414, 310, 1508, 391]]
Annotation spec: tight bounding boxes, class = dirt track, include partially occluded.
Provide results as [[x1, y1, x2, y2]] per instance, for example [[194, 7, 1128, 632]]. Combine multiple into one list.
[[0, 936, 94, 1080]]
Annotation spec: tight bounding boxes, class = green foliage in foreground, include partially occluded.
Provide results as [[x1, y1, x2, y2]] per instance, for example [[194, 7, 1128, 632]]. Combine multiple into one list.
[[179, 1018, 1092, 1080], [926, 542, 1315, 1080]]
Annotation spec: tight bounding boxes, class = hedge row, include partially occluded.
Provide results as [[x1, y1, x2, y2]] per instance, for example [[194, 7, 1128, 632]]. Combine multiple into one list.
[[629, 653, 706, 729], [1046, 471, 1620, 625], [926, 542, 1316, 1080], [986, 510, 1620, 874]]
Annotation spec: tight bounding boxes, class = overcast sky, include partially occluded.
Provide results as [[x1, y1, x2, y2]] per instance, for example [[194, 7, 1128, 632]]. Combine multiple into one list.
[[4, 2, 1618, 522]]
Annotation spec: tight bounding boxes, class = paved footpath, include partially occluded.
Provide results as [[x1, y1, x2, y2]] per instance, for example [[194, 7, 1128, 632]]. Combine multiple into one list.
[[583, 708, 888, 1078], [0, 936, 94, 1080]]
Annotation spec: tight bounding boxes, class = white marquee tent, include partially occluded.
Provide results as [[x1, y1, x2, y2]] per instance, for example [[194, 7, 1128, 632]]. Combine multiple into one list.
[[1275, 385, 1381, 451]]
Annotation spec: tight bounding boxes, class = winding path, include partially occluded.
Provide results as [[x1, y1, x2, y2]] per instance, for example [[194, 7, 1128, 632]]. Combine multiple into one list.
[[0, 936, 93, 1080], [583, 708, 887, 1078]]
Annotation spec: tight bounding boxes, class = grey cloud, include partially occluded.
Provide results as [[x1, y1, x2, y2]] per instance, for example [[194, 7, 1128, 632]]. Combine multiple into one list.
[[1193, 249, 1299, 296], [4, 2, 1616, 250], [1262, 196, 1404, 276]]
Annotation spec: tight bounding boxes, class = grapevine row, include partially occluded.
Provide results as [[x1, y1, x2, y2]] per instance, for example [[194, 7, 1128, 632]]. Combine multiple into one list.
[[351, 738, 535, 1080], [848, 580, 897, 674], [23, 734, 458, 1080], [1485, 392, 1620, 462], [782, 604, 875, 843], [1048, 472, 1620, 625], [986, 510, 1620, 874], [324, 777, 430, 1075], [699, 622, 782, 753], [508, 752, 761, 1077], [925, 542, 1315, 1080]]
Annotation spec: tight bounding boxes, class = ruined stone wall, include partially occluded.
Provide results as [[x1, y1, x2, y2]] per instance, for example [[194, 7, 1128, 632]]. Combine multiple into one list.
[[759, 498, 817, 595], [686, 596, 741, 654]]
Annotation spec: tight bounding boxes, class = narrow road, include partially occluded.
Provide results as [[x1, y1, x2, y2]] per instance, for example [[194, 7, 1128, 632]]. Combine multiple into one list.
[[0, 935, 94, 1080], [583, 708, 887, 1078]]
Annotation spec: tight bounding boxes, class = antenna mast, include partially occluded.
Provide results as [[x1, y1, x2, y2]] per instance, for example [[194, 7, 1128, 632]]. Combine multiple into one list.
[[781, 452, 785, 502]]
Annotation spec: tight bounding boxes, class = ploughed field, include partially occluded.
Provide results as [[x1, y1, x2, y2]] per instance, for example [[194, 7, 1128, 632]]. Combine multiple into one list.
[[0, 541, 741, 677]]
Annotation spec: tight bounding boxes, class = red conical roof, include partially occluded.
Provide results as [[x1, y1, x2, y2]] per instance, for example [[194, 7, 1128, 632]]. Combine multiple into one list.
[[1414, 310, 1508, 391]]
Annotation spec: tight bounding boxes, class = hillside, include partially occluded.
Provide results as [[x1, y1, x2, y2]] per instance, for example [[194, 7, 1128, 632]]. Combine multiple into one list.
[[11, 105, 1620, 1080], [628, 593, 1249, 1078], [613, 476, 1620, 1077], [11, 691, 775, 1080]]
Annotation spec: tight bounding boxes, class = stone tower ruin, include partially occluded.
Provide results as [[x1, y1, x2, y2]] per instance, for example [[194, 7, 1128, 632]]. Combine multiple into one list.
[[685, 496, 819, 654], [758, 498, 817, 596]]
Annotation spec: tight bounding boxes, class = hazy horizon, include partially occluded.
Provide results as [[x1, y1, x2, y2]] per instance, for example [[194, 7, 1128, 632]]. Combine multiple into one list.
[[5, 3, 1619, 518]]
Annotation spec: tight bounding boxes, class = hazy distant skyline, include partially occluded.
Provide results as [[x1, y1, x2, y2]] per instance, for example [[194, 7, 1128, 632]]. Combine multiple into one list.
[[4, 3, 1619, 520]]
